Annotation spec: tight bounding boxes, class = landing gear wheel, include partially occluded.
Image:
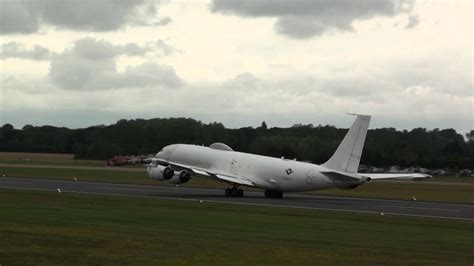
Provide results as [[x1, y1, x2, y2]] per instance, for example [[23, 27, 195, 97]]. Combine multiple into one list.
[[224, 186, 244, 197]]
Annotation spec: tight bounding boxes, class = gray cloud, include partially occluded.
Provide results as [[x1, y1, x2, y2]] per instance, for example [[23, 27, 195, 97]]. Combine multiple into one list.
[[405, 15, 419, 29], [155, 17, 172, 26], [2, 69, 471, 134], [48, 38, 182, 90], [0, 1, 41, 34], [147, 40, 178, 56], [211, 0, 416, 38], [59, 37, 175, 59], [0, 0, 166, 34], [42, 0, 145, 31], [1, 42, 52, 60], [223, 72, 261, 91]]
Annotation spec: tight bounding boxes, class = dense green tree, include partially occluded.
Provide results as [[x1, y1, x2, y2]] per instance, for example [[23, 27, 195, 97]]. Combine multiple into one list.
[[466, 130, 474, 142], [0, 119, 472, 168]]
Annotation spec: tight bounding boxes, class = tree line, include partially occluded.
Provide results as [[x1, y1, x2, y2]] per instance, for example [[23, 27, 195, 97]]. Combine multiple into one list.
[[1, 118, 473, 169]]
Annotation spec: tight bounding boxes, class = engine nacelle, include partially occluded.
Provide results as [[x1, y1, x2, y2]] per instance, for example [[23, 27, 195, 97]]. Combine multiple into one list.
[[336, 176, 370, 190], [168, 171, 191, 184], [337, 184, 360, 190], [147, 165, 175, 181], [147, 165, 190, 184]]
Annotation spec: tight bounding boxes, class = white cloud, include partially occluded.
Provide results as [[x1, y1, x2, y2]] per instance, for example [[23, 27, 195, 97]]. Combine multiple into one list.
[[2, 69, 472, 134], [0, 0, 472, 135], [48, 38, 182, 90]]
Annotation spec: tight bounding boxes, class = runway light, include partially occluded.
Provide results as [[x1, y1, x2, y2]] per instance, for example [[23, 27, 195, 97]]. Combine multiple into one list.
[[73, 177, 78, 181], [175, 185, 179, 187], [380, 212, 384, 216], [57, 188, 62, 193], [199, 200, 204, 203], [412, 196, 417, 201]]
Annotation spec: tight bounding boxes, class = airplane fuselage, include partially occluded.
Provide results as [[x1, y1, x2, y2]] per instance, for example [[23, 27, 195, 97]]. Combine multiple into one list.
[[156, 144, 359, 192], [149, 115, 427, 198]]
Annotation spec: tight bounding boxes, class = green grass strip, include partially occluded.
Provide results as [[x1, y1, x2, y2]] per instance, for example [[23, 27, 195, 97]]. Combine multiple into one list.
[[0, 188, 473, 265]]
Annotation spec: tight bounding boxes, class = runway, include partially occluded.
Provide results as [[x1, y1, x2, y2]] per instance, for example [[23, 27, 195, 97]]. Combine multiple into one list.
[[1, 176, 473, 221]]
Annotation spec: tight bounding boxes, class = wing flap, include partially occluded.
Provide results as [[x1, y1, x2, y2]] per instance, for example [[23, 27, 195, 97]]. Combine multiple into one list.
[[191, 169, 211, 176], [214, 174, 255, 187]]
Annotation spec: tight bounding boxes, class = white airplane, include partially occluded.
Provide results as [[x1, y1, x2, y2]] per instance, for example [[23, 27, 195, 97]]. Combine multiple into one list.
[[147, 114, 429, 198]]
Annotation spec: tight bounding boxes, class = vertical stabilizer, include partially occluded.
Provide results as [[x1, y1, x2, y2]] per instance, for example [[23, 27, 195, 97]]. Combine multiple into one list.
[[322, 114, 371, 173]]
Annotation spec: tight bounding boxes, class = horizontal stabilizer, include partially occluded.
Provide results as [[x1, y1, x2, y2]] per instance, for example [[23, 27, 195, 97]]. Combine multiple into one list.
[[363, 173, 431, 180]]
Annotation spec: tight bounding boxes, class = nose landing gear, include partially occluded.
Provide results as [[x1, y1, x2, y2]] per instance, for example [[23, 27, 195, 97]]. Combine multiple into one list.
[[224, 184, 244, 197]]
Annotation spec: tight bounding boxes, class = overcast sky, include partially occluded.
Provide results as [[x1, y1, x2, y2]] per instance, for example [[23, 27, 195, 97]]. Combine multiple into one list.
[[0, 0, 472, 133]]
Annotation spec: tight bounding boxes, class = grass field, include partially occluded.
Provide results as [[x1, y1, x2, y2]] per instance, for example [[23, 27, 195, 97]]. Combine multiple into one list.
[[431, 175, 474, 182], [0, 188, 473, 265], [309, 181, 474, 203], [1, 165, 473, 204]]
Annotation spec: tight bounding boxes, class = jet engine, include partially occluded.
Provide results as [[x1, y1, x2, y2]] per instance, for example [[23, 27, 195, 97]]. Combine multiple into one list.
[[147, 164, 190, 184], [169, 171, 191, 184], [147, 165, 174, 180], [337, 176, 371, 190]]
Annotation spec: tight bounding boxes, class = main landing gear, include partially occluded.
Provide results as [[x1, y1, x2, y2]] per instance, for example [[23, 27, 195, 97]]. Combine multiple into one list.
[[265, 190, 283, 198], [225, 184, 244, 197]]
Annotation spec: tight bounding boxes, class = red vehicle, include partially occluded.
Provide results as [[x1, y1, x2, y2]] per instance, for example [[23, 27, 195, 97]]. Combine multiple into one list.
[[107, 156, 130, 166]]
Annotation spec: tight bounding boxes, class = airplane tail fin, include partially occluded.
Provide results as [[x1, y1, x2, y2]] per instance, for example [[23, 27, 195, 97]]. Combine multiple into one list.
[[322, 114, 371, 173]]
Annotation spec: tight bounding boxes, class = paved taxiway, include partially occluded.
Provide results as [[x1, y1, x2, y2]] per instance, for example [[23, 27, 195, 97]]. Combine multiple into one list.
[[1, 176, 473, 221]]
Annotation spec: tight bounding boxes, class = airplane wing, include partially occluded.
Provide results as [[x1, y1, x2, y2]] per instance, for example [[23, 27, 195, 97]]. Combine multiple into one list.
[[362, 173, 431, 180], [148, 158, 256, 187], [210, 173, 255, 187]]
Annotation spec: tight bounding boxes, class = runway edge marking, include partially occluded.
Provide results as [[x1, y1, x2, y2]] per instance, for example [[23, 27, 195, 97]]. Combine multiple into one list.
[[5, 176, 474, 207], [1, 186, 473, 222]]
